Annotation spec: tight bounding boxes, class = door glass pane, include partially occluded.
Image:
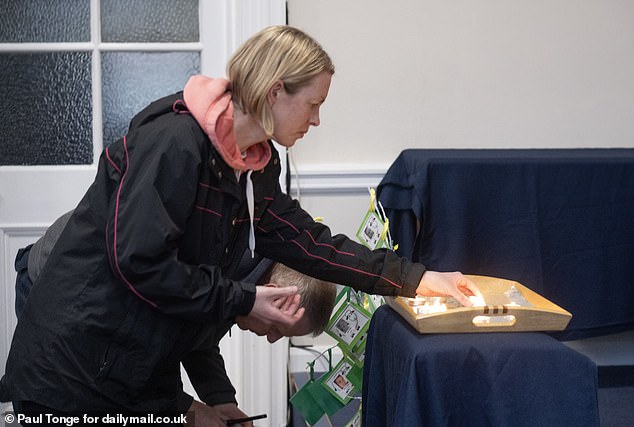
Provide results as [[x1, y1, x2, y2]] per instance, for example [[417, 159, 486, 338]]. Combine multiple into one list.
[[101, 0, 199, 42], [0, 52, 93, 165], [0, 0, 90, 42], [101, 51, 200, 145]]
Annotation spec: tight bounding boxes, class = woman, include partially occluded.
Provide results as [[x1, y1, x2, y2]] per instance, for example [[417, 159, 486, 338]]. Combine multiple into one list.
[[2, 25, 481, 426]]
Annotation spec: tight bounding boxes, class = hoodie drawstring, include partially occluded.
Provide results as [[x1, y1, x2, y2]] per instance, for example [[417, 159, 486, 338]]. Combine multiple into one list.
[[246, 170, 255, 258]]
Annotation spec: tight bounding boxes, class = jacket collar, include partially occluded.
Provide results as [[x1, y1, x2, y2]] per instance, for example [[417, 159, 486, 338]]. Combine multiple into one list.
[[183, 75, 271, 172]]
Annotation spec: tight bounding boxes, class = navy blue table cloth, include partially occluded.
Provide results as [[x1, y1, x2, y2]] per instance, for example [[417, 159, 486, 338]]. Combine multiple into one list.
[[361, 306, 599, 427], [377, 149, 634, 340]]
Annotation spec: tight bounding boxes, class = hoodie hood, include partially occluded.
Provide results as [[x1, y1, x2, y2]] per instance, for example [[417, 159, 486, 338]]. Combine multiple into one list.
[[183, 75, 271, 171]]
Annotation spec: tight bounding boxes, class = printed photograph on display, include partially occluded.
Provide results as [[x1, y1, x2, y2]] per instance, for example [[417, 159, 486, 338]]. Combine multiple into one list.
[[323, 360, 355, 403], [356, 211, 385, 249], [330, 305, 370, 346]]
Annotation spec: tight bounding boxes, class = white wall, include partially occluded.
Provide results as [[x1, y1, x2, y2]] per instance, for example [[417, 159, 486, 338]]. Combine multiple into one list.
[[286, 0, 634, 357], [287, 0, 634, 293], [288, 0, 634, 172]]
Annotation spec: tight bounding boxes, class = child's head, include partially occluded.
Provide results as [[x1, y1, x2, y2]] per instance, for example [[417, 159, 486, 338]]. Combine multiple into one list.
[[236, 262, 337, 343]]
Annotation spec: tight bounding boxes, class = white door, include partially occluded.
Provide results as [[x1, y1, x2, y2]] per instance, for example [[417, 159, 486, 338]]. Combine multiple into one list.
[[1, 167, 95, 410], [1, 2, 288, 425]]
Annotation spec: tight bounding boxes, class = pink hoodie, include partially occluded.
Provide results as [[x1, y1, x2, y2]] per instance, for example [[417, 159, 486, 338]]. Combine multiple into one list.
[[183, 75, 271, 172]]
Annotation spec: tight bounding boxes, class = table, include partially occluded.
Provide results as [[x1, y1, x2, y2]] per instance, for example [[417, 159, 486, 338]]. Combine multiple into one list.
[[376, 149, 634, 340], [361, 306, 600, 427]]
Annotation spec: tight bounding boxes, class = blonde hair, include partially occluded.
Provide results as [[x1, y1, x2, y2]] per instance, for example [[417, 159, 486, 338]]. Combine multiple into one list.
[[264, 263, 337, 336], [227, 25, 335, 138]]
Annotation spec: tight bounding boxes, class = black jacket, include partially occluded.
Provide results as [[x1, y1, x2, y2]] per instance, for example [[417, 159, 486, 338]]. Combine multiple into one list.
[[2, 92, 425, 413]]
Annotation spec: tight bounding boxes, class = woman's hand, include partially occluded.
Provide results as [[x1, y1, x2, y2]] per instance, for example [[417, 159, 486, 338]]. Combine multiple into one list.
[[249, 285, 305, 331], [416, 271, 484, 306]]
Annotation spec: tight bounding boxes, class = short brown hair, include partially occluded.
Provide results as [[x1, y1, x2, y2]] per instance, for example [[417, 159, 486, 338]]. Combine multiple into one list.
[[227, 25, 335, 138], [262, 262, 336, 336]]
